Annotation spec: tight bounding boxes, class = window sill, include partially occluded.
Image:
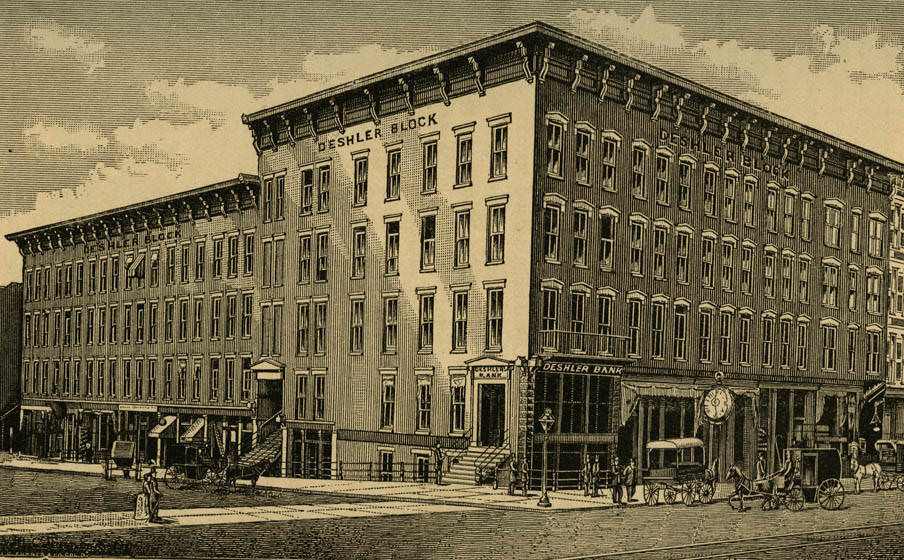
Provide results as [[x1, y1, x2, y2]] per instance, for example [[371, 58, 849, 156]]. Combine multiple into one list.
[[547, 173, 565, 181], [383, 351, 398, 356], [453, 264, 470, 270], [420, 268, 437, 274], [417, 349, 433, 355], [379, 427, 394, 433], [299, 211, 312, 217], [384, 272, 399, 278], [488, 175, 507, 183], [384, 197, 400, 203], [352, 201, 367, 208], [545, 259, 561, 265], [485, 347, 502, 354], [486, 260, 504, 266], [348, 351, 363, 357], [450, 348, 467, 354], [655, 200, 670, 207], [453, 182, 472, 189], [601, 266, 614, 273], [602, 187, 617, 194]]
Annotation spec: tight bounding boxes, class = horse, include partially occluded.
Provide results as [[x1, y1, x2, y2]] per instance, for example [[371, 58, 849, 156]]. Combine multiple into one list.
[[223, 461, 264, 494], [851, 457, 881, 494], [726, 464, 755, 511]]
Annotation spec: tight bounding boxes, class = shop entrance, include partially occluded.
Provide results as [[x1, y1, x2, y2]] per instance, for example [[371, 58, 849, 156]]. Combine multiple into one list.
[[478, 383, 505, 447], [257, 379, 283, 422]]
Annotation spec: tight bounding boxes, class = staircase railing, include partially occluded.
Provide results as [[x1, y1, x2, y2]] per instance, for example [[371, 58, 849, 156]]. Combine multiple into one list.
[[250, 410, 282, 450], [474, 429, 511, 480], [445, 428, 472, 471]]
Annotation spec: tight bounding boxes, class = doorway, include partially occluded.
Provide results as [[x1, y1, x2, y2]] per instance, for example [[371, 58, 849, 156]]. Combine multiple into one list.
[[257, 379, 283, 421], [478, 383, 506, 447]]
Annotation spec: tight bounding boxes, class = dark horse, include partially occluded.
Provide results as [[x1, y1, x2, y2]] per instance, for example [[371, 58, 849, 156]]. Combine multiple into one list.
[[223, 460, 266, 493], [726, 464, 755, 511]]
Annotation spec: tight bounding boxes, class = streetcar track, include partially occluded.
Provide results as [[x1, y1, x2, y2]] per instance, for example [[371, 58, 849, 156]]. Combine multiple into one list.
[[684, 532, 884, 559]]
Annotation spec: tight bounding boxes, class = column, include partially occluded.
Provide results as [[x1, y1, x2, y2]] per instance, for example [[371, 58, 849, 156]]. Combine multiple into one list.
[[768, 389, 777, 471], [636, 400, 645, 473], [788, 391, 795, 447], [280, 423, 288, 477]]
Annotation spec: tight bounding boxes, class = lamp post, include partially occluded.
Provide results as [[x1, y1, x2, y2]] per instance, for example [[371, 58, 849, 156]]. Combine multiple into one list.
[[538, 408, 555, 508]]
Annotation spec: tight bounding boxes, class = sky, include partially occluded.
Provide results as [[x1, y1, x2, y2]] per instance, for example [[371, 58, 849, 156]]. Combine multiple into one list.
[[1, 0, 903, 284]]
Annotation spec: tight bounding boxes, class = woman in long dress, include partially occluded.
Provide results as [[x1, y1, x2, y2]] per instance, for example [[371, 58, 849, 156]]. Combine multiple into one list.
[[143, 469, 162, 522]]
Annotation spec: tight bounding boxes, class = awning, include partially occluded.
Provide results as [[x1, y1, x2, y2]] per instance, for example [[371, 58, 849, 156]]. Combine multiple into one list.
[[252, 358, 285, 380], [647, 437, 705, 450], [865, 382, 886, 403], [126, 253, 145, 278], [180, 417, 205, 442], [148, 415, 177, 438]]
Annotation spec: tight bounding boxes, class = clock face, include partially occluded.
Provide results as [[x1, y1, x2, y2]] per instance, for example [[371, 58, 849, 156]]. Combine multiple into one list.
[[703, 387, 733, 422]]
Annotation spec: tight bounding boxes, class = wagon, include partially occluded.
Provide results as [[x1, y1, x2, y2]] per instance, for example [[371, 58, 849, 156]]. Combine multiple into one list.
[[785, 447, 845, 510], [643, 438, 715, 506], [163, 442, 228, 490], [874, 440, 904, 491]]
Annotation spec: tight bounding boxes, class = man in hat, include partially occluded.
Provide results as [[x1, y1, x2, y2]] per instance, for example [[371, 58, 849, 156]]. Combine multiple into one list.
[[432, 444, 445, 485], [520, 456, 530, 497], [624, 458, 637, 502], [591, 456, 601, 497], [581, 455, 593, 496], [610, 456, 623, 505], [508, 456, 519, 496], [142, 468, 162, 523]]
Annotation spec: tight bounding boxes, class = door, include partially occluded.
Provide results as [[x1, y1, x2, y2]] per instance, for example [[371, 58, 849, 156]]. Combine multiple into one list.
[[479, 383, 506, 447], [257, 379, 283, 421]]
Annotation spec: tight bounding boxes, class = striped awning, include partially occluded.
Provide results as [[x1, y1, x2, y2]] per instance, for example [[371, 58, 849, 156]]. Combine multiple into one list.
[[148, 415, 177, 438], [180, 417, 206, 442]]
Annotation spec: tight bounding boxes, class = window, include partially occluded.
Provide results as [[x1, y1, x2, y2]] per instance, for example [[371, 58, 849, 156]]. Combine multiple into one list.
[[210, 296, 221, 339], [825, 205, 841, 247], [741, 245, 753, 294], [64, 310, 72, 346], [109, 306, 118, 344], [783, 193, 795, 236], [764, 249, 776, 298], [779, 318, 792, 368], [574, 210, 589, 267], [54, 266, 62, 298], [797, 322, 809, 369], [416, 379, 431, 431], [385, 221, 399, 275], [867, 272, 881, 314], [63, 361, 71, 395], [111, 256, 120, 291], [546, 121, 563, 177], [244, 233, 254, 275], [652, 225, 667, 280], [350, 298, 364, 354], [868, 217, 884, 258], [576, 129, 591, 184], [263, 240, 272, 287], [632, 145, 647, 199], [295, 375, 307, 419], [598, 293, 613, 356], [628, 298, 643, 357], [720, 311, 733, 364], [722, 241, 734, 291], [868, 330, 881, 375], [724, 174, 737, 221], [486, 288, 504, 350], [298, 233, 312, 284], [674, 303, 688, 361], [490, 123, 508, 179], [651, 301, 665, 359], [631, 220, 646, 276], [782, 254, 793, 301], [451, 379, 466, 433], [453, 290, 468, 352], [86, 361, 94, 396], [352, 226, 366, 278], [109, 360, 117, 397], [226, 295, 236, 338], [75, 262, 84, 295], [420, 215, 436, 271], [383, 297, 398, 353], [600, 213, 616, 271], [703, 166, 717, 217], [822, 325, 837, 371], [487, 204, 505, 264], [194, 241, 205, 281], [678, 158, 692, 209], [701, 236, 714, 288], [317, 164, 330, 212], [823, 264, 839, 307], [848, 268, 858, 311], [180, 244, 190, 283], [699, 308, 713, 362], [208, 358, 219, 401], [454, 209, 470, 267], [224, 359, 234, 402], [192, 361, 201, 401], [241, 359, 252, 402], [739, 313, 752, 365], [540, 288, 560, 351], [316, 232, 329, 282], [262, 177, 273, 221], [418, 293, 434, 351], [743, 177, 756, 226], [178, 299, 188, 341], [242, 293, 253, 338], [799, 259, 810, 303], [456, 133, 472, 186], [296, 302, 309, 356], [602, 137, 618, 191], [570, 291, 586, 353], [386, 149, 401, 200], [801, 197, 812, 240], [850, 212, 861, 253], [544, 203, 561, 262], [655, 152, 670, 205], [164, 360, 173, 399], [213, 239, 223, 277], [381, 376, 395, 429], [227, 236, 238, 277], [354, 156, 368, 206], [164, 301, 173, 342], [313, 376, 325, 419], [193, 298, 203, 340], [762, 316, 775, 367], [300, 168, 314, 214]]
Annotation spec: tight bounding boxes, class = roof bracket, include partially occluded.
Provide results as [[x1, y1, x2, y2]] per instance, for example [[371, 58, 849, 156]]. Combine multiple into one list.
[[571, 54, 588, 94], [847, 158, 861, 185], [466, 57, 485, 97], [229, 188, 241, 210], [329, 97, 345, 134], [763, 128, 775, 156], [199, 196, 211, 221], [154, 208, 164, 229], [651, 84, 668, 120], [515, 41, 533, 83], [433, 67, 451, 106], [781, 134, 797, 166], [364, 88, 380, 125], [625, 74, 640, 112], [214, 192, 226, 216], [742, 119, 756, 151], [598, 64, 615, 103], [280, 114, 296, 147], [799, 139, 810, 168], [700, 102, 715, 135], [674, 92, 690, 129], [302, 107, 317, 137], [722, 111, 737, 144], [538, 42, 554, 83], [866, 165, 876, 191], [244, 183, 257, 208], [819, 147, 833, 176], [262, 119, 278, 152], [182, 200, 194, 223]]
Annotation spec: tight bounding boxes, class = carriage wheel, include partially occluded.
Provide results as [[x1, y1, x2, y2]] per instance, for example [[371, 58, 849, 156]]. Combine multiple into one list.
[[785, 487, 805, 512], [164, 465, 184, 490], [698, 481, 715, 504], [643, 483, 659, 505], [816, 479, 845, 510], [663, 486, 678, 504], [682, 484, 696, 507]]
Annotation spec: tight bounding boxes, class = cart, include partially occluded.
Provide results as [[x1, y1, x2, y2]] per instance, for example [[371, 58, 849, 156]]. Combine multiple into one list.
[[163, 442, 227, 490], [874, 440, 904, 491], [783, 447, 845, 510], [643, 438, 716, 506]]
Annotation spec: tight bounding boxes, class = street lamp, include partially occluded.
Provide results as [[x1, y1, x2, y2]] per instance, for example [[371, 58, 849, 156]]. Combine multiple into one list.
[[537, 408, 555, 508]]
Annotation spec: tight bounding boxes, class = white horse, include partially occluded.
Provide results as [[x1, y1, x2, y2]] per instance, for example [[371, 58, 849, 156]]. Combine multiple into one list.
[[851, 457, 881, 494]]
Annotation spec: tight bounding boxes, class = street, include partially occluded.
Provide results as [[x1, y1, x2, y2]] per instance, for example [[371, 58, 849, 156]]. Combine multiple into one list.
[[1, 470, 904, 558]]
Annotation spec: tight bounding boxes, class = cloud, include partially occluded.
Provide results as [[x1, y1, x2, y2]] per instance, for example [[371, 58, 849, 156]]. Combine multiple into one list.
[[24, 121, 109, 152], [26, 22, 106, 73]]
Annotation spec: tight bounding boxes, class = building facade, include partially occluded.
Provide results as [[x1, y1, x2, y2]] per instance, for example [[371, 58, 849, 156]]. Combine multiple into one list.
[[7, 175, 261, 464], [0, 283, 22, 451], [880, 177, 904, 441]]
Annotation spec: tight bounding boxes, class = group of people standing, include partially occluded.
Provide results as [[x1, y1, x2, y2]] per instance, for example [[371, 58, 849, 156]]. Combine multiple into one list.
[[582, 455, 637, 505]]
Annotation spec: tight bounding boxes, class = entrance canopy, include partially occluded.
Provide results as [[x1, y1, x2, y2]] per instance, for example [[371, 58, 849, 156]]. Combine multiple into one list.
[[647, 437, 705, 450], [252, 358, 285, 380], [180, 417, 205, 443], [148, 415, 177, 438]]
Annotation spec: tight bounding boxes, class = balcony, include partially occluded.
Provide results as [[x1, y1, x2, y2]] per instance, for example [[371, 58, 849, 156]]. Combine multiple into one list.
[[538, 330, 631, 360]]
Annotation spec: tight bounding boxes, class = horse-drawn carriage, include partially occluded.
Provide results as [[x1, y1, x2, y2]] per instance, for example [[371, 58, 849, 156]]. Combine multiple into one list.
[[874, 439, 904, 491], [728, 447, 845, 511], [642, 438, 716, 506], [164, 442, 229, 491]]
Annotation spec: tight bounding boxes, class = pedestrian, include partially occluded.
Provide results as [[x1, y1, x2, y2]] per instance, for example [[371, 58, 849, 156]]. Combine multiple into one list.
[[581, 455, 592, 496], [508, 456, 518, 496], [142, 468, 162, 523], [591, 456, 601, 497], [610, 456, 623, 505], [520, 457, 530, 497], [624, 458, 637, 502], [755, 451, 770, 493], [432, 444, 445, 485]]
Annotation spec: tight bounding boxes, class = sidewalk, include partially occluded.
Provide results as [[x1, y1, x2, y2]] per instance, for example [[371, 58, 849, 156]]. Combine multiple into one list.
[[0, 454, 866, 513]]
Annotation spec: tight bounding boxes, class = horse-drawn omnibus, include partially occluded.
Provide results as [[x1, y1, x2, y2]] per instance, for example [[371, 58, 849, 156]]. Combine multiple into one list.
[[643, 438, 716, 506], [728, 447, 845, 511]]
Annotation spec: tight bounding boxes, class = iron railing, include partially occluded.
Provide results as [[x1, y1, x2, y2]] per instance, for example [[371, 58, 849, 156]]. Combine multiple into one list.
[[336, 461, 437, 483], [251, 410, 282, 449]]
